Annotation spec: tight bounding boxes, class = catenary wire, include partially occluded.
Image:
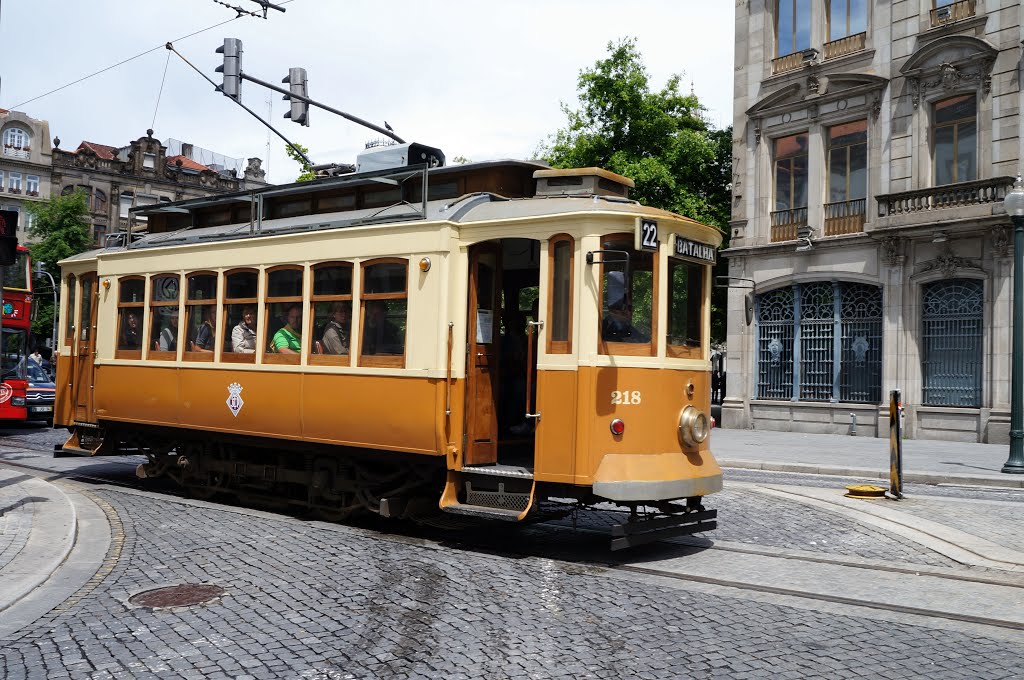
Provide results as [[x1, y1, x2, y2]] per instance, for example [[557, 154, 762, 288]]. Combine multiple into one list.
[[6, 0, 296, 111], [151, 50, 173, 132]]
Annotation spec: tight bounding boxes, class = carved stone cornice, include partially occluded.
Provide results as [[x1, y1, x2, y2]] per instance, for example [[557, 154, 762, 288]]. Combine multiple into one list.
[[880, 235, 905, 266], [915, 245, 981, 277], [900, 34, 997, 108]]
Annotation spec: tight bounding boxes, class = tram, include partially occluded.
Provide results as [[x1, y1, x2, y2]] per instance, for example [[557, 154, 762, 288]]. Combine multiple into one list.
[[1, 245, 33, 422], [54, 147, 723, 548]]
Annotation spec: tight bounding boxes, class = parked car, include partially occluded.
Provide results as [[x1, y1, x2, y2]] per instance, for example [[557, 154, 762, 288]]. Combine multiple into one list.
[[26, 360, 55, 424]]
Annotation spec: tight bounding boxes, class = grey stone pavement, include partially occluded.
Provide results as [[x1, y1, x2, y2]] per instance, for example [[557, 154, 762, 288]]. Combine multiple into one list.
[[0, 427, 1022, 678], [712, 426, 1024, 488]]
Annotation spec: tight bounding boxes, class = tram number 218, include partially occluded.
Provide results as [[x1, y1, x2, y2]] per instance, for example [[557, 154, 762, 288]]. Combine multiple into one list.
[[611, 391, 642, 405]]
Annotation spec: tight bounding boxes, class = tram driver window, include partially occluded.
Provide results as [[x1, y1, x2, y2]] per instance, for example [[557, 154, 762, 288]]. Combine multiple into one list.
[[547, 235, 574, 354], [64, 275, 77, 346], [148, 275, 180, 358], [667, 258, 705, 359], [359, 260, 407, 368], [116, 277, 145, 358], [223, 270, 258, 362], [599, 233, 656, 356], [265, 267, 304, 364], [185, 273, 217, 361]]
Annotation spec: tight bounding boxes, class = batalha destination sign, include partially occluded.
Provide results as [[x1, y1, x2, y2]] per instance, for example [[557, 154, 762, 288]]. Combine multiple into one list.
[[674, 235, 717, 265]]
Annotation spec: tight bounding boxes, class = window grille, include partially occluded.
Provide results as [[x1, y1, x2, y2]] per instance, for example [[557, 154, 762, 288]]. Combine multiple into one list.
[[756, 287, 795, 400], [921, 279, 983, 407], [757, 282, 882, 403]]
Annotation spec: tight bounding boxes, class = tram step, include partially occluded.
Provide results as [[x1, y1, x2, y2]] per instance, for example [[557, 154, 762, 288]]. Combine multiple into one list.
[[441, 503, 524, 521], [461, 464, 534, 479], [439, 472, 536, 521]]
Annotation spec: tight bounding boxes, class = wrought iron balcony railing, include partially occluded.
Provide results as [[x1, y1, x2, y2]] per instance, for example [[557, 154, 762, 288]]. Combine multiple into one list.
[[876, 177, 1015, 217], [930, 0, 976, 28], [824, 198, 866, 235], [770, 206, 807, 242], [823, 32, 866, 60]]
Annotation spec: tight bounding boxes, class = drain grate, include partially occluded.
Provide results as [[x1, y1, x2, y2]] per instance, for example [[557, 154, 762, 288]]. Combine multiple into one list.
[[129, 584, 226, 609]]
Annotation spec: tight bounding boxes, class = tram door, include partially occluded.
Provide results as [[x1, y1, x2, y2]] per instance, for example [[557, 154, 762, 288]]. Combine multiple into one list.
[[72, 273, 99, 422], [465, 244, 501, 466]]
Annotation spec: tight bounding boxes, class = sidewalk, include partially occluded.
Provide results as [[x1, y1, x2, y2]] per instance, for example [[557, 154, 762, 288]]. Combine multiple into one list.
[[712, 427, 1024, 488], [0, 466, 110, 638]]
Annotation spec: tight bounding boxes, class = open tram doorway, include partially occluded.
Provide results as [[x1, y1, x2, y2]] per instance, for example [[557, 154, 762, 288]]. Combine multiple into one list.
[[465, 238, 541, 471]]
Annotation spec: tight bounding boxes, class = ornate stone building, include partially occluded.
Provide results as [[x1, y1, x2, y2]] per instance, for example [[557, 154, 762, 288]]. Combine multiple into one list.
[[51, 130, 267, 245], [0, 109, 53, 241], [724, 1, 1021, 443]]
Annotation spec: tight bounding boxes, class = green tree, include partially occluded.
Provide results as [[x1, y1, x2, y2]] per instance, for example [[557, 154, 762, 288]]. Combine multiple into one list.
[[25, 190, 91, 344], [544, 38, 732, 341], [286, 142, 316, 182]]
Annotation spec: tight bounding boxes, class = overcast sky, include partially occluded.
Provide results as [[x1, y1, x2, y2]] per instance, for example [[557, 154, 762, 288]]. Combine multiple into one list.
[[1, 1, 734, 184]]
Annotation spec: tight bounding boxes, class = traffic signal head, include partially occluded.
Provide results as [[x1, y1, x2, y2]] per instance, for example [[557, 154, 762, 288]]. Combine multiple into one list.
[[282, 67, 309, 126], [215, 38, 243, 102], [0, 210, 19, 267]]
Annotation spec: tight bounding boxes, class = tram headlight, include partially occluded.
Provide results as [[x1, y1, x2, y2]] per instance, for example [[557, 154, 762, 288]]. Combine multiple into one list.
[[679, 406, 709, 448]]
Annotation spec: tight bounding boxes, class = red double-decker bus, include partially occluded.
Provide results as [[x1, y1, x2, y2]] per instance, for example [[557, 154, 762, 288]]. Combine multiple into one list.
[[0, 245, 32, 421]]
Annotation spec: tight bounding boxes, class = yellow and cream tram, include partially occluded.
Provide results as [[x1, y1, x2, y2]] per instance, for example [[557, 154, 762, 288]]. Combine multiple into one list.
[[54, 147, 723, 548]]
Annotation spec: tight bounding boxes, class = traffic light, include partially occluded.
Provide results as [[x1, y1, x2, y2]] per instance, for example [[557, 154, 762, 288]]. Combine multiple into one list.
[[215, 38, 243, 102], [282, 67, 309, 126], [0, 210, 18, 266]]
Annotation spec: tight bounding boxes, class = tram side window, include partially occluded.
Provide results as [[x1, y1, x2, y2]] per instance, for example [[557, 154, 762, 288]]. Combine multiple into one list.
[[116, 277, 145, 357], [149, 274, 181, 358], [64, 275, 76, 345], [185, 273, 217, 360], [548, 235, 574, 354], [667, 258, 705, 359], [359, 260, 407, 368], [599, 233, 656, 356], [223, 270, 258, 361], [265, 267, 304, 363], [79, 277, 94, 342], [310, 263, 353, 363]]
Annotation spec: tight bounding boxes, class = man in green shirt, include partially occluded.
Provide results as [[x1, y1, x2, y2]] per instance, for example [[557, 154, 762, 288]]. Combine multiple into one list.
[[272, 304, 302, 354]]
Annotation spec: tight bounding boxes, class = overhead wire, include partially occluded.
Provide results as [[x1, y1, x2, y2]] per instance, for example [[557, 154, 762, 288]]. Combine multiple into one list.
[[150, 50, 172, 132], [6, 0, 296, 111]]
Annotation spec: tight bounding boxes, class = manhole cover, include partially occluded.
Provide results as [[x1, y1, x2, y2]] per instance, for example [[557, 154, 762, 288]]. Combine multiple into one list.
[[129, 584, 226, 609]]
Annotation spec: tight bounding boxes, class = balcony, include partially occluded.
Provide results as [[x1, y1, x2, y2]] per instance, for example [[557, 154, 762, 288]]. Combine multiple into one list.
[[771, 52, 804, 76], [824, 199, 867, 235], [876, 177, 1015, 217], [930, 0, 975, 27], [823, 32, 866, 60], [770, 207, 808, 242], [3, 146, 30, 159]]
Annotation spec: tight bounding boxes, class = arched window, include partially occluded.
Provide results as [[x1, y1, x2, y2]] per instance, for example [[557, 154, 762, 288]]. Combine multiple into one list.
[[93, 189, 107, 213], [310, 262, 353, 365], [359, 259, 407, 368], [185, 272, 217, 361], [148, 274, 180, 359], [933, 94, 976, 185], [3, 127, 28, 150], [116, 277, 145, 359], [547, 235, 574, 354], [64, 274, 77, 346], [921, 279, 983, 407], [265, 266, 304, 364], [222, 269, 258, 362], [757, 282, 882, 403]]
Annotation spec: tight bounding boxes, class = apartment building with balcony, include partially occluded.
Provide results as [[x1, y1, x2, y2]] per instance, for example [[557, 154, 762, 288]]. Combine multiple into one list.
[[723, 1, 1022, 443], [0, 109, 53, 241], [51, 130, 267, 245]]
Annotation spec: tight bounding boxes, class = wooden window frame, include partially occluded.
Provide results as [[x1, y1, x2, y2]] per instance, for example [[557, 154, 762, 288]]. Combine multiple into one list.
[[665, 258, 706, 360], [221, 268, 259, 364], [546, 234, 574, 355], [359, 258, 408, 369], [932, 94, 977, 186], [827, 119, 868, 201], [264, 265, 304, 365], [309, 261, 355, 367], [147, 273, 181, 361], [598, 232, 658, 358], [63, 274, 77, 346], [115, 276, 145, 360], [183, 271, 217, 363]]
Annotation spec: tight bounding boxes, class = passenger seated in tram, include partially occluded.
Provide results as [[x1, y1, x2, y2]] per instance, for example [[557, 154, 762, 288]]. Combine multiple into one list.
[[119, 312, 141, 350], [231, 306, 257, 353], [321, 301, 350, 354], [362, 300, 402, 355], [193, 307, 215, 352], [271, 304, 302, 354], [158, 309, 179, 352]]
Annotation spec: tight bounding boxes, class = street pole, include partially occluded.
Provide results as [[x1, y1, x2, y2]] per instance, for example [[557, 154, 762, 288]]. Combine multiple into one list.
[[34, 263, 58, 360], [1002, 176, 1024, 473]]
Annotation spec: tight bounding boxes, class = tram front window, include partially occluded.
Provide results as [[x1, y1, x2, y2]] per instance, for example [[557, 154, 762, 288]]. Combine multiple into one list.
[[1, 328, 27, 380], [600, 235, 654, 349]]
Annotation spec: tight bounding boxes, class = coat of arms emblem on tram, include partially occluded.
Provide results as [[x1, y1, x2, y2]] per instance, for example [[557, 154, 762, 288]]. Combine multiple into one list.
[[226, 382, 244, 417]]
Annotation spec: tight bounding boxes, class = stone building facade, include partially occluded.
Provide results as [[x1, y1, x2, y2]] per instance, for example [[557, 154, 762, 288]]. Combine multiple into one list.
[[51, 130, 267, 245], [0, 109, 53, 241], [724, 1, 1022, 443]]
